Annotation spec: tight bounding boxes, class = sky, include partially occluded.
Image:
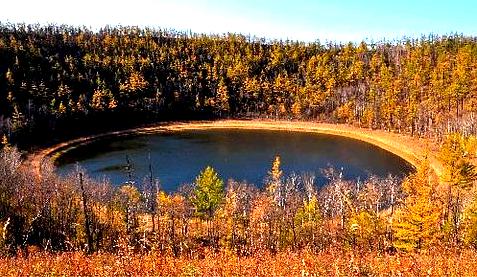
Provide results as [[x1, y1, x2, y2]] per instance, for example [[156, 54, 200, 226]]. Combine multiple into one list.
[[1, 0, 476, 42]]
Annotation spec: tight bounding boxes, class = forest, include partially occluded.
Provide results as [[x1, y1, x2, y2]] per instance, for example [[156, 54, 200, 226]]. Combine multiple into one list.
[[1, 23, 477, 275], [1, 23, 477, 146]]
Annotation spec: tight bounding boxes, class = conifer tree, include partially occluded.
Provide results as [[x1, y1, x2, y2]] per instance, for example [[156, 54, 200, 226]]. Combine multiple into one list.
[[394, 161, 442, 251], [439, 134, 477, 243], [191, 166, 225, 219], [266, 155, 284, 207]]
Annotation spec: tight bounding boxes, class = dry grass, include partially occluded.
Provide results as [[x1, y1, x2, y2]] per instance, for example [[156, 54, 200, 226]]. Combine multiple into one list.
[[1, 249, 475, 276]]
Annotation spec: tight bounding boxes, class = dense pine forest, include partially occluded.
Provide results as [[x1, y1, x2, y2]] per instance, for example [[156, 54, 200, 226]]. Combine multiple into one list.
[[1, 23, 477, 275], [1, 23, 477, 145]]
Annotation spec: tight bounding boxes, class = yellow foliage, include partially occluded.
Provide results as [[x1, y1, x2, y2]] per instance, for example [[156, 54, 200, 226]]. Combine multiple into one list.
[[439, 134, 477, 189], [394, 161, 442, 251], [295, 196, 321, 233], [1, 135, 9, 148], [349, 211, 384, 247], [336, 102, 354, 123], [267, 155, 283, 195], [291, 101, 301, 116], [119, 72, 148, 94], [90, 88, 117, 111]]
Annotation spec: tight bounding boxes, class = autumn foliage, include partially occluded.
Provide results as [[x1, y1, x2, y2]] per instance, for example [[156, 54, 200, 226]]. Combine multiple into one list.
[[1, 22, 477, 275], [2, 249, 477, 276], [0, 135, 476, 275], [1, 24, 477, 145]]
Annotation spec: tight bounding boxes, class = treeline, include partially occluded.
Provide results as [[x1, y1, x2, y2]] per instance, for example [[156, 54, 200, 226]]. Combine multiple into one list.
[[1, 133, 476, 256], [1, 23, 477, 145]]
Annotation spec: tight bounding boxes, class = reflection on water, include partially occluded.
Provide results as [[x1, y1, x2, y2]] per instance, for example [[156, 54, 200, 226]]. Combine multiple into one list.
[[56, 129, 414, 192], [55, 138, 147, 165]]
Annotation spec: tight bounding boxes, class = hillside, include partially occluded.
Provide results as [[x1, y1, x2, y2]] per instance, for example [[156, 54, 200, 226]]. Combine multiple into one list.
[[1, 24, 477, 146]]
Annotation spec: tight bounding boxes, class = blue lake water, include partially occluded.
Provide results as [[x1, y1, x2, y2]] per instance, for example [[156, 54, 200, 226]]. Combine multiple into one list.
[[56, 128, 414, 192]]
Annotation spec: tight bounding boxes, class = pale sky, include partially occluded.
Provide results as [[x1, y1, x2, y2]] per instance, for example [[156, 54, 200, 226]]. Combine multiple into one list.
[[1, 0, 477, 42]]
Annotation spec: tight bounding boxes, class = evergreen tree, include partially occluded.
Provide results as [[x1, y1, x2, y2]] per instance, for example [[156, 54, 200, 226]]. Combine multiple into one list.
[[191, 166, 225, 219]]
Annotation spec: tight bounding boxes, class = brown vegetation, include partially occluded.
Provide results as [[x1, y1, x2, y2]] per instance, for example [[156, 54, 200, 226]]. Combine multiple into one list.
[[1, 23, 477, 275], [1, 249, 477, 276]]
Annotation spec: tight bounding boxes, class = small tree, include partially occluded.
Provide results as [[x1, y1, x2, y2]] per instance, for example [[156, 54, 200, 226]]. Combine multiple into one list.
[[1, 135, 9, 149], [393, 161, 442, 251], [191, 166, 225, 220], [266, 155, 284, 206], [439, 134, 477, 244], [116, 184, 142, 235], [215, 80, 230, 116]]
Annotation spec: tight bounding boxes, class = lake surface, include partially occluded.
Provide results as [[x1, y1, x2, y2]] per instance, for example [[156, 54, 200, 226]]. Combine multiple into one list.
[[55, 128, 414, 192]]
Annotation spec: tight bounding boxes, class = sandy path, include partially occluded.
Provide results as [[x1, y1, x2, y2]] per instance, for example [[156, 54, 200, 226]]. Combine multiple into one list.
[[25, 120, 443, 179]]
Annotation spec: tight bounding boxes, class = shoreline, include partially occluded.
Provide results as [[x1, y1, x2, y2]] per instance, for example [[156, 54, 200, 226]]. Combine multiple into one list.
[[25, 119, 443, 179]]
